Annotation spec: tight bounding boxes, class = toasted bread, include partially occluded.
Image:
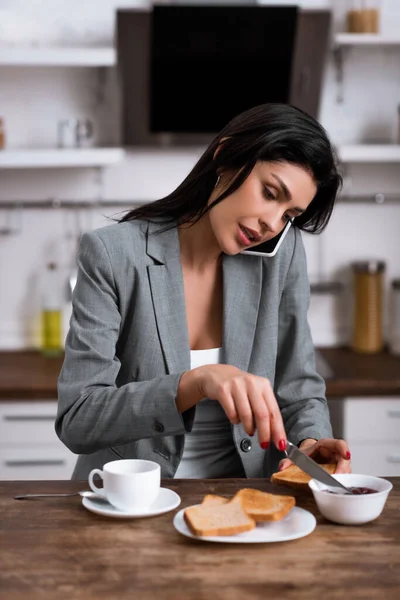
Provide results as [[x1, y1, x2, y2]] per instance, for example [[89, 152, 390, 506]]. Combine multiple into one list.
[[184, 500, 255, 537], [201, 494, 229, 506], [271, 463, 336, 490], [232, 488, 295, 522]]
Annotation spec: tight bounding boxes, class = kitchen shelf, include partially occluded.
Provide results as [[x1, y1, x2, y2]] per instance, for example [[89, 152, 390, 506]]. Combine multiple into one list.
[[0, 148, 126, 169], [0, 47, 116, 67], [310, 281, 343, 295], [0, 198, 141, 210], [338, 145, 400, 163], [334, 33, 400, 47], [338, 193, 400, 204], [332, 35, 400, 103]]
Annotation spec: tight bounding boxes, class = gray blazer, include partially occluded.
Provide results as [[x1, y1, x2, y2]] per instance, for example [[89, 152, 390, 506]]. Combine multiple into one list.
[[56, 219, 332, 480]]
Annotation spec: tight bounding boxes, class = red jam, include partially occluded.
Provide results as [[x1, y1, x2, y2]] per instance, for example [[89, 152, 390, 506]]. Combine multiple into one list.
[[324, 486, 378, 495]]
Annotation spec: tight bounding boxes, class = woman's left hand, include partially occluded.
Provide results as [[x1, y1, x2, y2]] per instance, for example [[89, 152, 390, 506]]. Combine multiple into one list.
[[278, 437, 352, 474]]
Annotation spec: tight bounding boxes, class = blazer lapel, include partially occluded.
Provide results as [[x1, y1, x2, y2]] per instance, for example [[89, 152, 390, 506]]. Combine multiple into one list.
[[146, 220, 262, 375], [222, 254, 262, 372], [146, 221, 191, 374]]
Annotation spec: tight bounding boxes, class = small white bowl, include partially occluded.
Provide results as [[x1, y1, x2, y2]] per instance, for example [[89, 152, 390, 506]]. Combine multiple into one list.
[[308, 473, 393, 525]]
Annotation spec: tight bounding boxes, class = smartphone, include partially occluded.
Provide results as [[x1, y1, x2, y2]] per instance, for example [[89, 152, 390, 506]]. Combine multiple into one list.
[[240, 219, 293, 258]]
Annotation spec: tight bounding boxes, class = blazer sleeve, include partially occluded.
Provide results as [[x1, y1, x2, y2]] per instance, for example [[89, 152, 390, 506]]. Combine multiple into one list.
[[56, 231, 188, 455], [274, 228, 333, 445]]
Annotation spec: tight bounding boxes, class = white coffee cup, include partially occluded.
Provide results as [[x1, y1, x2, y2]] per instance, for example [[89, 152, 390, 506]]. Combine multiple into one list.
[[88, 459, 161, 512]]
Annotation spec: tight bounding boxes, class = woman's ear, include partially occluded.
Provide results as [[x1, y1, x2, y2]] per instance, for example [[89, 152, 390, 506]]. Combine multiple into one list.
[[213, 136, 229, 160]]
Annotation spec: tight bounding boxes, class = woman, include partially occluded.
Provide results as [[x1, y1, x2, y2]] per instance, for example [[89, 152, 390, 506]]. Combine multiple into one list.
[[56, 103, 351, 480]]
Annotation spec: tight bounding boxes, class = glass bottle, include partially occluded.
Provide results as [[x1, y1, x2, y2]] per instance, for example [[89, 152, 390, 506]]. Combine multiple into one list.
[[41, 262, 63, 356], [351, 260, 385, 354]]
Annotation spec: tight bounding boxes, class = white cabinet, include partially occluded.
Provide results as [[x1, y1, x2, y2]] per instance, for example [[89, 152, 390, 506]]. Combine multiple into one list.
[[343, 398, 400, 443], [0, 401, 76, 480], [329, 397, 400, 476]]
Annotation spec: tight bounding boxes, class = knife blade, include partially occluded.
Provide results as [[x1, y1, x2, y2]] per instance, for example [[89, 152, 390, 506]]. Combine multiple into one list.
[[284, 441, 350, 493]]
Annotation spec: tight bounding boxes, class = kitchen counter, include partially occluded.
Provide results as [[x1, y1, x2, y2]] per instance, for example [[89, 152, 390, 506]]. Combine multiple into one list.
[[0, 348, 399, 400], [0, 350, 64, 399], [1, 478, 399, 600], [319, 347, 400, 397]]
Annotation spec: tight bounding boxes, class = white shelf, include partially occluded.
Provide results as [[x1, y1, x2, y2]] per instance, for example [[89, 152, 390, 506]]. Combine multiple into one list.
[[334, 34, 400, 46], [0, 148, 126, 169], [338, 145, 400, 163], [0, 47, 116, 67]]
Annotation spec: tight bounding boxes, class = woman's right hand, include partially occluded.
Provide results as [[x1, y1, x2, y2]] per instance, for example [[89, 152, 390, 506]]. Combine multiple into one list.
[[192, 364, 287, 451]]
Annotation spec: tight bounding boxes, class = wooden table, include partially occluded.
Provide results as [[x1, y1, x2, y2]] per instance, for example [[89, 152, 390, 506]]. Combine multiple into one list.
[[1, 479, 399, 600]]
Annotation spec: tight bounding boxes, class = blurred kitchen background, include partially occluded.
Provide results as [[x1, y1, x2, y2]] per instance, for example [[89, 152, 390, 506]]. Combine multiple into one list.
[[0, 0, 399, 480]]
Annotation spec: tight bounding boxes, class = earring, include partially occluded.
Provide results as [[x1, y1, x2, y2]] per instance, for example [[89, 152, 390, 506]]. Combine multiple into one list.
[[215, 174, 220, 188]]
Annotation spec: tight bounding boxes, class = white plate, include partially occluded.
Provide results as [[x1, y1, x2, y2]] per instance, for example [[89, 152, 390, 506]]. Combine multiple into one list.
[[82, 487, 181, 519], [173, 506, 316, 543]]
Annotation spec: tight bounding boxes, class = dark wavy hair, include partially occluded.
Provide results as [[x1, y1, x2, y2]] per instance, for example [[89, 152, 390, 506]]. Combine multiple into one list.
[[118, 103, 342, 234]]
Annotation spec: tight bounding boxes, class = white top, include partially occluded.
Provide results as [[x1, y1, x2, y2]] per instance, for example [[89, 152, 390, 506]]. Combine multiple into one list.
[[174, 347, 245, 479]]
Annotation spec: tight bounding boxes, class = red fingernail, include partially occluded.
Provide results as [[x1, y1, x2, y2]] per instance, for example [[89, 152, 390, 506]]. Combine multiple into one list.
[[260, 441, 270, 450], [249, 431, 254, 437], [346, 451, 351, 459], [279, 464, 285, 471], [279, 439, 287, 452]]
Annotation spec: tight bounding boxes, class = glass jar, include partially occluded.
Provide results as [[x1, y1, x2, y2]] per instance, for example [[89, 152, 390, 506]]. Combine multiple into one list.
[[346, 0, 380, 33], [388, 279, 400, 356], [346, 1, 363, 33], [351, 260, 386, 354]]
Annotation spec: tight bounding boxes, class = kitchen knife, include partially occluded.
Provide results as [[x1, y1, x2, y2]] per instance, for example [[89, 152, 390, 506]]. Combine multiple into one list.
[[285, 441, 351, 494]]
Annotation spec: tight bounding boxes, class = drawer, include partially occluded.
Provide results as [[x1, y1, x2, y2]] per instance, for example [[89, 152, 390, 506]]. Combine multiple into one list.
[[343, 397, 400, 443], [0, 445, 76, 480], [0, 401, 60, 446], [348, 441, 400, 477]]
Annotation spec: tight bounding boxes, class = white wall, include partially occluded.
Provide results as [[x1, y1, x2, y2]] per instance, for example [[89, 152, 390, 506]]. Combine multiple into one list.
[[0, 0, 400, 349]]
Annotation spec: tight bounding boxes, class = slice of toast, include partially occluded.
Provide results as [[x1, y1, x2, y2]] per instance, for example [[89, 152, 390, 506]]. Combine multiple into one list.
[[201, 494, 229, 506], [232, 488, 295, 522], [271, 463, 336, 490], [184, 500, 255, 537]]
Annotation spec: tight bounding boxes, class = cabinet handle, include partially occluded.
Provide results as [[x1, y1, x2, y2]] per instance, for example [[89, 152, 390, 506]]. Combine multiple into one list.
[[4, 415, 55, 422], [386, 455, 400, 464], [387, 410, 400, 419], [5, 460, 65, 467]]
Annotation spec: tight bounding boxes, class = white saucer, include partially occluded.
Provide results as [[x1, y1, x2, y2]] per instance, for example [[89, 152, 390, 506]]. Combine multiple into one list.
[[173, 506, 316, 543], [82, 487, 181, 518]]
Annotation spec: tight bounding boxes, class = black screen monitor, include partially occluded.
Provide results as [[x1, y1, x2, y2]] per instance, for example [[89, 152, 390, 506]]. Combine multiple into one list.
[[150, 5, 298, 134]]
